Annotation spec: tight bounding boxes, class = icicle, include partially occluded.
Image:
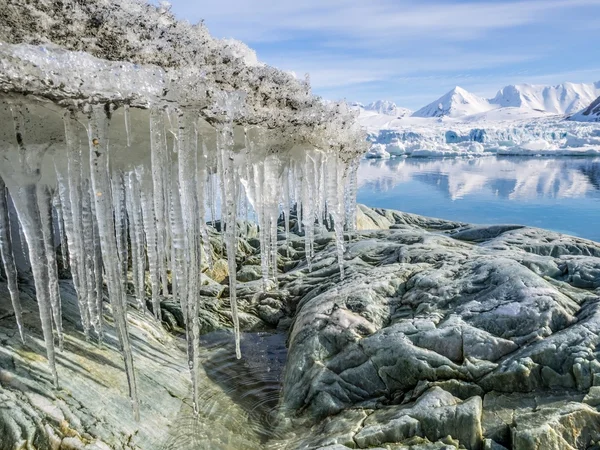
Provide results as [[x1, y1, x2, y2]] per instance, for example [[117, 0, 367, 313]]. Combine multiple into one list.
[[125, 172, 146, 311], [63, 112, 92, 338], [124, 104, 132, 148], [111, 171, 128, 282], [149, 108, 170, 298], [0, 105, 59, 387], [216, 117, 241, 360], [91, 206, 104, 344], [344, 156, 359, 239], [177, 109, 201, 413], [52, 194, 69, 270], [168, 163, 186, 318], [282, 167, 291, 258], [37, 185, 64, 351], [207, 171, 217, 228], [0, 177, 25, 343], [325, 153, 346, 280], [316, 154, 326, 227], [87, 105, 139, 420], [81, 179, 100, 335], [17, 221, 29, 266], [199, 141, 212, 270], [253, 162, 270, 290], [9, 183, 60, 387], [302, 154, 315, 271], [136, 165, 162, 321]]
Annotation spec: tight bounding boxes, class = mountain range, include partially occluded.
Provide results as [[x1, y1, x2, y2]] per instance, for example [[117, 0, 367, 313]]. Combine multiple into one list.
[[358, 81, 600, 121]]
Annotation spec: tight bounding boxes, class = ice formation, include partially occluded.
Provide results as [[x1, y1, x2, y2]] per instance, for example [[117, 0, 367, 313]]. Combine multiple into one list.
[[0, 1, 366, 418], [361, 114, 600, 158]]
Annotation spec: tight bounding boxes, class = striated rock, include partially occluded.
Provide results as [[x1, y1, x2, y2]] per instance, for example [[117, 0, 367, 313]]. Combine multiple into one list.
[[0, 281, 191, 449], [279, 206, 600, 448], [512, 402, 600, 449], [354, 387, 483, 450]]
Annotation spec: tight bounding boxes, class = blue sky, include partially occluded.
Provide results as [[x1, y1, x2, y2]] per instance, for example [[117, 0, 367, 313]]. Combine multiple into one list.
[[164, 0, 600, 110]]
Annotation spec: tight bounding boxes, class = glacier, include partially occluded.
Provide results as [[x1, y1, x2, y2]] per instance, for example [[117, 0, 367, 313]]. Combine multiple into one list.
[[0, 0, 367, 420], [360, 82, 600, 158], [361, 111, 600, 158]]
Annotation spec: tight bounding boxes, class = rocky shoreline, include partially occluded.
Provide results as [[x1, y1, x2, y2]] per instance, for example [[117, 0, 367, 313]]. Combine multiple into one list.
[[2, 205, 600, 449]]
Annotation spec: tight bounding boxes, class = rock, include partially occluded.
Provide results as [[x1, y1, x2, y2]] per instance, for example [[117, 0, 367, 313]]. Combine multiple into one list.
[[353, 388, 482, 450], [237, 265, 263, 282], [3, 205, 600, 449], [512, 402, 600, 449], [205, 258, 229, 283], [0, 281, 190, 449], [357, 205, 392, 230], [483, 439, 508, 450], [277, 206, 600, 448]]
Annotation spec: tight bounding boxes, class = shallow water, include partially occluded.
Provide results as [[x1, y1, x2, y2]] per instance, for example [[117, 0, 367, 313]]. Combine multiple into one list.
[[161, 331, 289, 449], [358, 156, 600, 242]]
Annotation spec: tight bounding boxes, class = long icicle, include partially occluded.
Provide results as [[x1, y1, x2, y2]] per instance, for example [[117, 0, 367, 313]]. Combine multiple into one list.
[[136, 164, 162, 321], [52, 194, 69, 270], [63, 112, 92, 338], [111, 171, 129, 283], [126, 171, 146, 311], [177, 109, 201, 413], [37, 185, 64, 351], [9, 183, 59, 387], [217, 121, 241, 359], [82, 179, 100, 335], [326, 152, 346, 280], [0, 176, 25, 343], [149, 108, 169, 298], [87, 105, 139, 420]]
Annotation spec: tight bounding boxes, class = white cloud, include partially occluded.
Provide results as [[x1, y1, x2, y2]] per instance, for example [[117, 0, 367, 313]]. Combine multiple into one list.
[[186, 0, 600, 43], [166, 0, 600, 109]]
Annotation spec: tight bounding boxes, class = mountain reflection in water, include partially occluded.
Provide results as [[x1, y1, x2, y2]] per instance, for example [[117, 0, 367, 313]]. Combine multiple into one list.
[[358, 156, 600, 242]]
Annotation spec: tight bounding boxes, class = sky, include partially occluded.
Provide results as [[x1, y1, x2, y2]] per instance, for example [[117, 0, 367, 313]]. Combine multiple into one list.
[[163, 0, 600, 110]]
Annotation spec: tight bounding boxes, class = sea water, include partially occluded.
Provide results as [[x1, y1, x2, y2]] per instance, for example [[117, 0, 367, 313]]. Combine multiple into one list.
[[358, 156, 600, 242]]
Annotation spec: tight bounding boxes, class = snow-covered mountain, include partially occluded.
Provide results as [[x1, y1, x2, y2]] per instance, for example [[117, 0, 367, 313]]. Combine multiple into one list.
[[408, 81, 600, 119], [412, 87, 496, 118], [352, 100, 411, 117], [570, 95, 600, 122], [364, 100, 412, 117], [355, 80, 600, 159], [490, 82, 600, 114]]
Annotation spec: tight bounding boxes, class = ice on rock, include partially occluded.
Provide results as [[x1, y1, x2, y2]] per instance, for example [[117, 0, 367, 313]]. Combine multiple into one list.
[[0, 0, 367, 418]]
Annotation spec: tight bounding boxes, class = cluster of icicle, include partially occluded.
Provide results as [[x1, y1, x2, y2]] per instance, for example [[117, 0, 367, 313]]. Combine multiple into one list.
[[0, 39, 366, 418]]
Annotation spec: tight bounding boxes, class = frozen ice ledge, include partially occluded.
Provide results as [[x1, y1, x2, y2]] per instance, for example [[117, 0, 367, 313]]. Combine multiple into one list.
[[0, 0, 366, 420]]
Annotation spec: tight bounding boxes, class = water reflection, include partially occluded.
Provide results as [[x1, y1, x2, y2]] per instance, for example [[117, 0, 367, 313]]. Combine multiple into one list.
[[359, 157, 600, 200], [358, 157, 600, 241]]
